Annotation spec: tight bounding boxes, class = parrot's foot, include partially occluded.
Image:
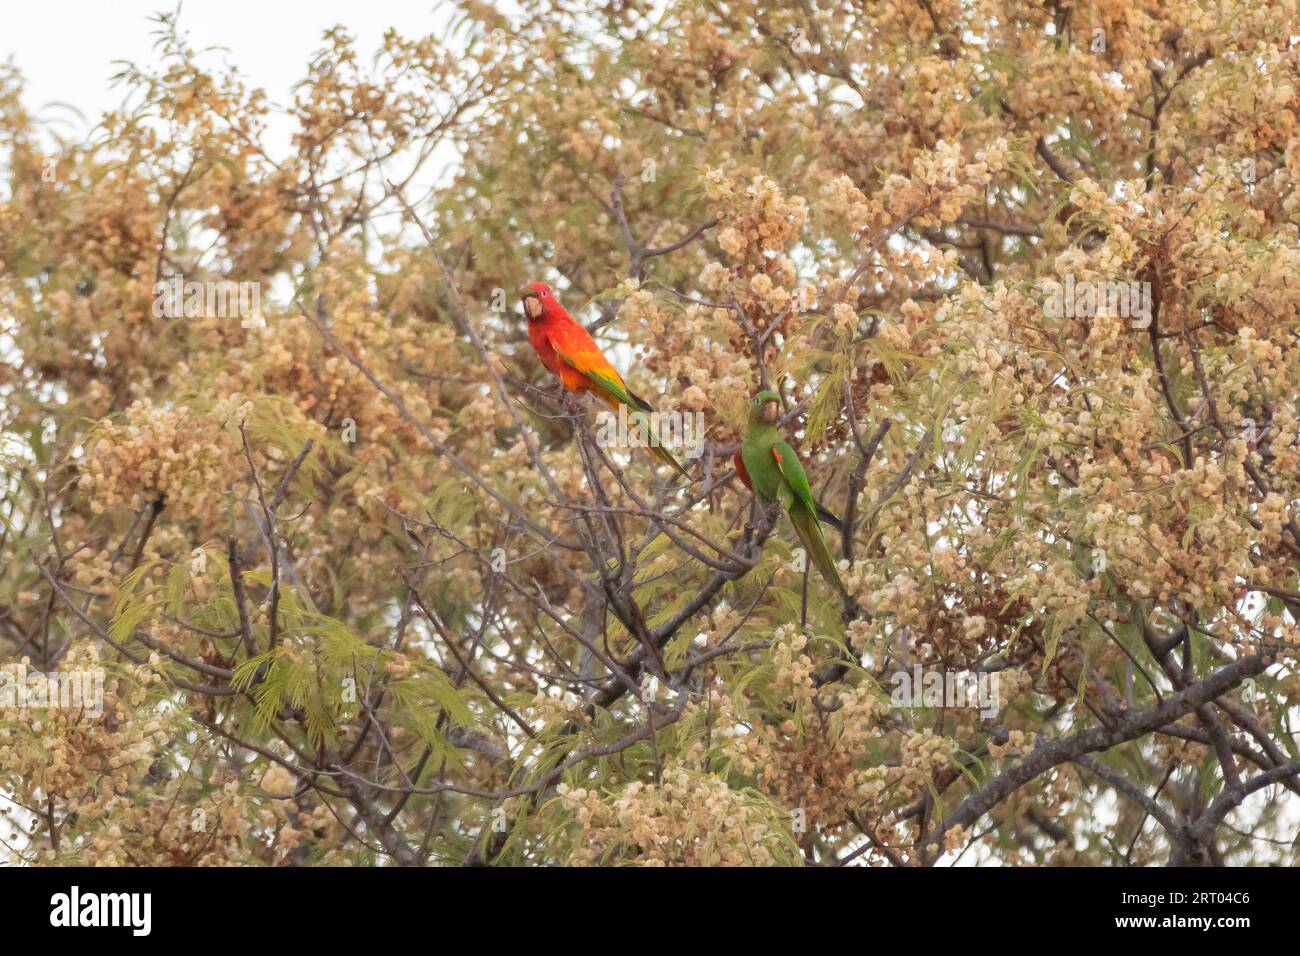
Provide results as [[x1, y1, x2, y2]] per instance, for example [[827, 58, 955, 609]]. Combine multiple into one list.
[[561, 394, 587, 424]]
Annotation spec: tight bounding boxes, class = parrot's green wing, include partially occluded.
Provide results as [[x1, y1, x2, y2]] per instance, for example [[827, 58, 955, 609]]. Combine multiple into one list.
[[771, 441, 817, 512], [555, 339, 687, 476], [773, 440, 849, 599], [553, 345, 649, 412]]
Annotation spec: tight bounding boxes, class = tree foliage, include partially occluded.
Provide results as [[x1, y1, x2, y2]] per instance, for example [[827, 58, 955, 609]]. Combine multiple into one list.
[[3, 1, 1300, 865]]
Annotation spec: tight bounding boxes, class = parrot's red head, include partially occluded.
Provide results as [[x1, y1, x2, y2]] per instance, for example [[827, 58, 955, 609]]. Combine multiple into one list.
[[519, 282, 557, 322]]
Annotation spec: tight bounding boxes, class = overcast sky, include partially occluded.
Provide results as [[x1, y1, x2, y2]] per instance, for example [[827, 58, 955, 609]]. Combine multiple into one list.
[[5, 1, 452, 149]]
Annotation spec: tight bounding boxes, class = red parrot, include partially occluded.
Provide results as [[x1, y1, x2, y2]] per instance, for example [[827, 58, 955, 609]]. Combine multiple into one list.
[[520, 282, 689, 477]]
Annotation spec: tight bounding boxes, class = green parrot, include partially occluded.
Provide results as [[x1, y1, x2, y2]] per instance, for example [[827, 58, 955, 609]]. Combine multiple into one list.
[[739, 390, 849, 600]]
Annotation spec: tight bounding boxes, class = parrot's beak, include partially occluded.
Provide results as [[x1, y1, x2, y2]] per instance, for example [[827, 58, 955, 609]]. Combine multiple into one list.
[[762, 401, 778, 424], [519, 289, 542, 320]]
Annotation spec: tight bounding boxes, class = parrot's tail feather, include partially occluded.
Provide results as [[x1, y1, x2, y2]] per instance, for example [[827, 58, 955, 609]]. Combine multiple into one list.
[[624, 406, 691, 478], [815, 501, 843, 532], [625, 387, 655, 414], [790, 503, 849, 601], [648, 440, 691, 478]]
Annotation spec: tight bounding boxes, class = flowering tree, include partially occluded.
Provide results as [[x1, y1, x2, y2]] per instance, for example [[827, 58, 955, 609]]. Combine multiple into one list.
[[2, 1, 1300, 866]]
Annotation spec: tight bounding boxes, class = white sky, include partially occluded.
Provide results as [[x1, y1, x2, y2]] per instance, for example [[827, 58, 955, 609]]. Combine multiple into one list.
[[4, 0, 452, 149]]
